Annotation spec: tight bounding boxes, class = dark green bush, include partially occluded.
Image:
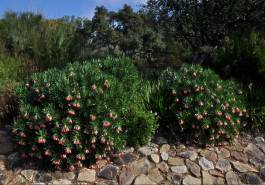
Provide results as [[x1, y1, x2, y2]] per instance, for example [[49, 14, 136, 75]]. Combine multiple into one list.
[[155, 64, 247, 144], [11, 57, 157, 170]]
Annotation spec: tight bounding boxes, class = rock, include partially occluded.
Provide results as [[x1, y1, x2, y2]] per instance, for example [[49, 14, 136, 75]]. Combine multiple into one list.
[[256, 143, 265, 154], [113, 153, 138, 165], [249, 157, 265, 168], [198, 157, 214, 171], [98, 165, 118, 180], [50, 179, 72, 185], [134, 174, 155, 185], [168, 157, 184, 166], [155, 136, 168, 144], [161, 152, 169, 161], [255, 137, 265, 143], [177, 151, 198, 161], [138, 146, 156, 156], [119, 171, 135, 185], [185, 159, 201, 177], [200, 150, 218, 163], [182, 175, 201, 185], [231, 151, 248, 163], [216, 159, 231, 172], [225, 171, 241, 185], [7, 152, 20, 168], [244, 173, 263, 185], [171, 165, 188, 174], [37, 173, 53, 183], [0, 157, 6, 170], [157, 162, 169, 173], [65, 172, 76, 181], [244, 143, 265, 162], [77, 168, 96, 182], [148, 168, 164, 184], [21, 170, 38, 182], [232, 161, 258, 173], [160, 144, 170, 153], [218, 148, 230, 159], [171, 174, 182, 185], [260, 166, 265, 179], [150, 154, 160, 164], [214, 177, 225, 185], [228, 144, 244, 152], [130, 158, 152, 175], [202, 171, 216, 185], [8, 175, 28, 185], [209, 169, 224, 177]]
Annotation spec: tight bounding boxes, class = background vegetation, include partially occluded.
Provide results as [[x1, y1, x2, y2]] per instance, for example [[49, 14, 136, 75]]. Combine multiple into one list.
[[1, 0, 265, 134]]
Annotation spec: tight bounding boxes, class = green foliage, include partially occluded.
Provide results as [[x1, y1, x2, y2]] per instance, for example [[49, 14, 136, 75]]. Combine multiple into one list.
[[155, 64, 247, 144], [248, 87, 265, 133], [214, 32, 265, 83], [0, 53, 21, 92], [11, 57, 157, 170]]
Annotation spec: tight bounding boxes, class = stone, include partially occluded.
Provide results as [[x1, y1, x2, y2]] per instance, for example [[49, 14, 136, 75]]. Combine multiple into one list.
[[98, 165, 118, 180], [119, 171, 135, 185], [225, 171, 241, 185], [177, 151, 198, 161], [171, 165, 188, 174], [232, 161, 258, 173], [37, 173, 53, 182], [218, 148, 230, 159], [160, 144, 170, 153], [198, 157, 214, 171], [214, 177, 225, 185], [255, 137, 265, 143], [244, 173, 263, 185], [113, 153, 138, 165], [150, 154, 160, 164], [200, 150, 218, 163], [231, 151, 248, 163], [63, 172, 75, 181], [8, 175, 28, 185], [161, 152, 169, 161], [134, 174, 155, 185], [182, 175, 201, 185], [138, 146, 155, 156], [50, 179, 72, 185], [156, 162, 169, 173], [168, 157, 184, 166], [148, 168, 164, 184], [171, 174, 182, 185], [216, 159, 231, 172], [202, 171, 216, 185], [256, 143, 265, 154], [155, 136, 168, 144], [7, 152, 20, 168], [130, 158, 152, 175], [244, 143, 265, 162], [21, 170, 38, 182], [209, 169, 224, 177], [249, 158, 265, 168], [185, 159, 201, 177], [260, 166, 265, 179], [77, 168, 96, 182], [228, 144, 244, 152]]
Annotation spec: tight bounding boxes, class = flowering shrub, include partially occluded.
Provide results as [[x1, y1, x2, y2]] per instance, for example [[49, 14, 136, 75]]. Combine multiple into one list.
[[11, 57, 157, 170], [157, 64, 247, 144]]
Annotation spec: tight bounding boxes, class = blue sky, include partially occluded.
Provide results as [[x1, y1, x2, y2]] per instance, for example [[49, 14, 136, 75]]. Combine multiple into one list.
[[0, 0, 147, 19]]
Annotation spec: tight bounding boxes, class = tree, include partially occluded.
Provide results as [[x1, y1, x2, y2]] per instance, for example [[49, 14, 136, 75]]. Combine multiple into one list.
[[145, 0, 265, 49]]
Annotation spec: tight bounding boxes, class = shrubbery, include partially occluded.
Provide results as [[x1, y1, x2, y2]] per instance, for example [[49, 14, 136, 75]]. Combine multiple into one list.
[[154, 64, 248, 144], [11, 57, 157, 170]]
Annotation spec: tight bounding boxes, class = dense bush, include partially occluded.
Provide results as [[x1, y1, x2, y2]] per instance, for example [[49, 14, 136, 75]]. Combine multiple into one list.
[[11, 57, 157, 170], [155, 64, 247, 144]]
